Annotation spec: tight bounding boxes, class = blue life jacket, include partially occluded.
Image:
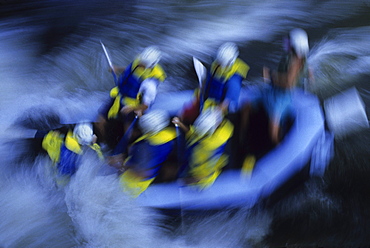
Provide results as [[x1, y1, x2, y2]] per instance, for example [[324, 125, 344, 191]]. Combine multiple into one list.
[[119, 127, 177, 197], [118, 63, 142, 99], [107, 59, 166, 119], [125, 127, 177, 180], [42, 130, 103, 177], [58, 144, 80, 175]]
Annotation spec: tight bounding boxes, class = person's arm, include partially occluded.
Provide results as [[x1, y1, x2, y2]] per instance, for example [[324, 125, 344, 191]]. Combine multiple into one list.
[[270, 118, 281, 144], [287, 56, 304, 88], [107, 153, 126, 170], [121, 104, 148, 117], [110, 65, 126, 75], [263, 66, 272, 83]]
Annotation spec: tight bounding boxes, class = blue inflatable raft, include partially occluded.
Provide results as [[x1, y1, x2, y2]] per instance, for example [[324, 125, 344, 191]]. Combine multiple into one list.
[[136, 86, 334, 214]]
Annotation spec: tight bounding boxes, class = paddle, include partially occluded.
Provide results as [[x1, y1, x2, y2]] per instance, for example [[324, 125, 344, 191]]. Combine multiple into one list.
[[174, 123, 180, 156], [173, 122, 188, 178], [111, 115, 138, 156], [173, 121, 187, 233], [193, 57, 207, 113], [101, 41, 136, 156], [100, 41, 118, 85], [192, 57, 206, 88]]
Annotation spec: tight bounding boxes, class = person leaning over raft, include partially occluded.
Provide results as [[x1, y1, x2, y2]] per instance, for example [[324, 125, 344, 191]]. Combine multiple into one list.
[[112, 110, 177, 198], [172, 108, 234, 190], [261, 28, 313, 144], [285, 28, 314, 90], [263, 28, 314, 90], [96, 46, 167, 149], [38, 122, 103, 185]]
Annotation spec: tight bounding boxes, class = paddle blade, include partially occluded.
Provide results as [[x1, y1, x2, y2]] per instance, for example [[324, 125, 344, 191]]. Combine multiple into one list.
[[100, 41, 118, 85], [193, 57, 206, 88], [100, 41, 114, 70]]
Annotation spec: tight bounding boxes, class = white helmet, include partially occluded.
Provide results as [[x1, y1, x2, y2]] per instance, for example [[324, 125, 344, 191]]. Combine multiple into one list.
[[216, 42, 239, 68], [193, 109, 223, 137], [73, 122, 94, 145], [139, 109, 169, 134], [289, 28, 309, 58], [138, 46, 162, 68]]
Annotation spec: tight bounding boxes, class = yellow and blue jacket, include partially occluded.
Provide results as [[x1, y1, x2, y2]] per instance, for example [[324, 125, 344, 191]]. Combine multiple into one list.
[[119, 127, 177, 197], [202, 58, 249, 113], [183, 118, 234, 189], [41, 130, 103, 176], [108, 59, 166, 119]]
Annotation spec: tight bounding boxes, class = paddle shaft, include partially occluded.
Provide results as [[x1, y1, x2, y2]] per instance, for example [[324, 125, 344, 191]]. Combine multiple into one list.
[[111, 115, 138, 156], [100, 41, 118, 85]]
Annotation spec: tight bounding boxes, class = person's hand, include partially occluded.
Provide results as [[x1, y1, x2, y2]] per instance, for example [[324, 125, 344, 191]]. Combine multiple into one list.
[[107, 154, 124, 169], [172, 116, 190, 133], [172, 117, 181, 126], [219, 100, 229, 115], [108, 65, 117, 73], [134, 110, 143, 117], [120, 106, 134, 115]]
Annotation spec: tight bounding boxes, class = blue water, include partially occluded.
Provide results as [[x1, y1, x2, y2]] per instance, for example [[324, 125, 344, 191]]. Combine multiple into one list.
[[1, 0, 369, 247]]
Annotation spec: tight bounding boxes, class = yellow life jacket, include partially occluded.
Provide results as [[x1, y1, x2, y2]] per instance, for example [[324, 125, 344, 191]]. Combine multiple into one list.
[[131, 58, 166, 83], [134, 127, 177, 145], [119, 170, 155, 198], [42, 130, 103, 164], [64, 131, 83, 155], [186, 119, 234, 189], [107, 87, 143, 119], [42, 130, 64, 163], [210, 58, 249, 82]]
